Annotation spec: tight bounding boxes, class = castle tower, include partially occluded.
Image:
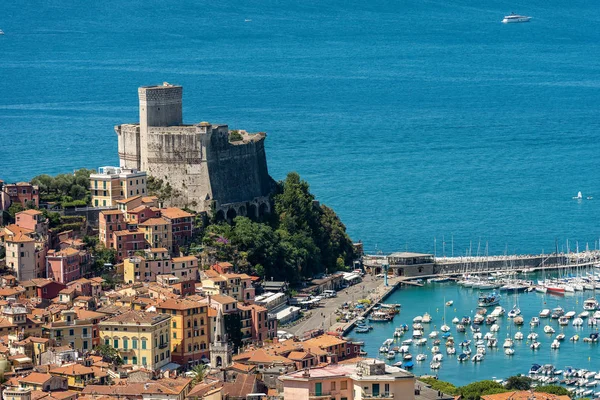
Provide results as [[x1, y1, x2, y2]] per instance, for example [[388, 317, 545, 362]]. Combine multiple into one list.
[[138, 83, 183, 171], [210, 308, 232, 369]]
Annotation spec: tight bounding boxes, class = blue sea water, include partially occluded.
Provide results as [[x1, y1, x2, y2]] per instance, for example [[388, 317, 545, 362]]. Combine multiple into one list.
[[352, 280, 600, 386], [1, 0, 600, 255]]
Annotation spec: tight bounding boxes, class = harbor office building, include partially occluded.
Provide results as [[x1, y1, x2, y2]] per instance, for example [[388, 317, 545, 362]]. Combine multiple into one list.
[[385, 252, 435, 277]]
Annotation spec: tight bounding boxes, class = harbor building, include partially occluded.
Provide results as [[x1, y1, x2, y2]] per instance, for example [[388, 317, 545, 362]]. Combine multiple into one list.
[[115, 83, 273, 217]]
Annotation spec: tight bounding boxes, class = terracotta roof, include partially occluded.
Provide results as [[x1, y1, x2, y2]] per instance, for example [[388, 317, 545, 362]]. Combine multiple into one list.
[[160, 207, 194, 219], [138, 217, 169, 226], [82, 378, 191, 396], [142, 196, 158, 203], [31, 391, 77, 400], [49, 363, 94, 376], [101, 310, 170, 325], [156, 298, 202, 311], [115, 195, 141, 204], [100, 210, 123, 216], [20, 372, 54, 385], [210, 294, 237, 305], [228, 362, 256, 373], [222, 373, 256, 398], [172, 255, 197, 263], [19, 209, 43, 216], [6, 232, 35, 243], [482, 393, 570, 400], [75, 309, 105, 320], [113, 229, 142, 237]]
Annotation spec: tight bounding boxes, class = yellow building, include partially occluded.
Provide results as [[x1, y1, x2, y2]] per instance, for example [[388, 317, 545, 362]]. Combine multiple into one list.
[[49, 363, 104, 390], [99, 310, 171, 371], [42, 309, 100, 352], [139, 217, 173, 253], [155, 298, 209, 366], [90, 166, 147, 207]]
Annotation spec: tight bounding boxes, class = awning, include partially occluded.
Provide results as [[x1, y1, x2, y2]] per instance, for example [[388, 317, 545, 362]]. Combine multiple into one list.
[[159, 362, 181, 372]]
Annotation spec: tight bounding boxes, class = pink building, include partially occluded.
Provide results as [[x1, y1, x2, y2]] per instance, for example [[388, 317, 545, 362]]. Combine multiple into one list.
[[1, 182, 39, 210], [15, 210, 48, 236], [99, 210, 125, 249], [46, 248, 83, 283], [127, 205, 161, 225], [161, 207, 194, 249], [250, 304, 269, 342], [112, 229, 147, 262]]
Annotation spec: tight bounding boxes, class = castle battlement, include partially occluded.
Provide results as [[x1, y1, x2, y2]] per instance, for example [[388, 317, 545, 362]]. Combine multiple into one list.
[[116, 84, 273, 219]]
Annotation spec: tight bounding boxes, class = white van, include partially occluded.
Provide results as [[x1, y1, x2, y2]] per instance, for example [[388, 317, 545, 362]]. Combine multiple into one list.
[[323, 290, 337, 298]]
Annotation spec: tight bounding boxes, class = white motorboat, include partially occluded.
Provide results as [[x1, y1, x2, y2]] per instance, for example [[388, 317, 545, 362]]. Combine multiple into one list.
[[413, 316, 423, 323], [515, 332, 524, 340], [472, 353, 484, 362], [452, 317, 460, 324], [416, 353, 427, 361], [403, 353, 412, 361], [505, 348, 515, 355], [573, 318, 584, 327], [551, 340, 560, 349], [503, 338, 514, 348], [431, 346, 440, 354], [387, 350, 396, 359], [530, 317, 540, 326], [579, 311, 590, 319], [487, 338, 498, 348], [0, 29, 4, 35], [527, 332, 539, 340], [413, 330, 423, 338], [585, 298, 600, 311], [531, 341, 541, 350], [430, 361, 441, 369], [473, 332, 483, 340], [394, 328, 404, 338], [446, 346, 456, 355], [540, 309, 551, 318], [433, 353, 443, 362], [415, 338, 427, 346], [508, 307, 521, 318], [429, 331, 439, 338], [544, 325, 555, 334], [400, 345, 410, 353], [422, 313, 432, 323], [570, 335, 580, 342], [446, 300, 454, 306], [441, 324, 451, 332], [490, 324, 500, 332], [402, 339, 413, 345], [502, 14, 532, 23], [559, 316, 569, 326], [490, 306, 506, 317], [565, 311, 577, 319], [556, 333, 566, 341]]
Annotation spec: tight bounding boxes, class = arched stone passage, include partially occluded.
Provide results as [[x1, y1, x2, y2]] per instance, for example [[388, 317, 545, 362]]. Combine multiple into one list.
[[247, 204, 257, 220], [226, 208, 237, 222], [258, 202, 269, 218], [215, 210, 225, 222], [238, 205, 246, 217]]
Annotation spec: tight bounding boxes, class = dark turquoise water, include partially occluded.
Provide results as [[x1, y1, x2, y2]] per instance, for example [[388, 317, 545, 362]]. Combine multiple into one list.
[[352, 281, 600, 386], [1, 0, 600, 254]]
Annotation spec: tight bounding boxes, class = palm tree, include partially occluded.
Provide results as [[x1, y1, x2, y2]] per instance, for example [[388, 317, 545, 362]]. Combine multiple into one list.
[[190, 364, 208, 385]]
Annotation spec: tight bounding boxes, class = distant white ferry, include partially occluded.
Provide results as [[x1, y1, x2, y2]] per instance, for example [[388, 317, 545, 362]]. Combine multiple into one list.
[[502, 14, 531, 23], [0, 29, 4, 35]]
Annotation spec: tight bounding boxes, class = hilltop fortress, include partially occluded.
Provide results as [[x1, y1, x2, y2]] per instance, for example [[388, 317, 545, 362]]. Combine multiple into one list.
[[115, 83, 273, 218]]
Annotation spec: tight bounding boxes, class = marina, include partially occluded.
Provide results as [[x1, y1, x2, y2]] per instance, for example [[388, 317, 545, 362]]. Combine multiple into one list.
[[350, 269, 600, 388]]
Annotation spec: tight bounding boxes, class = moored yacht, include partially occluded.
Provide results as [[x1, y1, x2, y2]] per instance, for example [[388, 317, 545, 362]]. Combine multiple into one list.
[[502, 13, 531, 23], [584, 298, 599, 311]]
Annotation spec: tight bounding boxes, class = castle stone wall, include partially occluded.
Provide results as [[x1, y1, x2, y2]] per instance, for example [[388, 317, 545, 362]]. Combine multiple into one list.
[[116, 124, 141, 169]]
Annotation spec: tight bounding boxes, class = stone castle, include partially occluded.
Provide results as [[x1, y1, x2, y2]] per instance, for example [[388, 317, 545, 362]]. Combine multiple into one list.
[[115, 83, 273, 219]]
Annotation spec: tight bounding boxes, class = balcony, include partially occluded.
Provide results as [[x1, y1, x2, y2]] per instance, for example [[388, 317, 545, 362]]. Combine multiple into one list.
[[82, 333, 92, 339], [363, 392, 393, 399], [309, 392, 333, 399], [159, 342, 169, 349]]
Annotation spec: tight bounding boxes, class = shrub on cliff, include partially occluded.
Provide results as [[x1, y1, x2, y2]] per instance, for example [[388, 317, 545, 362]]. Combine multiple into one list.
[[32, 169, 93, 207], [202, 172, 356, 284]]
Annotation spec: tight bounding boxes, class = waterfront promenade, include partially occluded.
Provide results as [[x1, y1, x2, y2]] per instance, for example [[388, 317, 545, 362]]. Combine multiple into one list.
[[287, 275, 401, 336]]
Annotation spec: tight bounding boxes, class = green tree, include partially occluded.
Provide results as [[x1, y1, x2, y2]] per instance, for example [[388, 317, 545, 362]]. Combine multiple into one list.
[[459, 380, 508, 400], [94, 344, 123, 365], [535, 386, 570, 396], [419, 378, 459, 395], [8, 203, 24, 218], [41, 209, 62, 228], [224, 313, 243, 353], [0, 246, 5, 259], [91, 245, 117, 276], [505, 376, 532, 391], [190, 364, 209, 386], [31, 174, 54, 194]]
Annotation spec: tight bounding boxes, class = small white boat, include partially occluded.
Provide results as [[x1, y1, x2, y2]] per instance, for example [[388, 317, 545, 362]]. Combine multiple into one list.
[[387, 350, 396, 359], [416, 353, 427, 361], [528, 332, 539, 341], [413, 316, 423, 323], [433, 353, 444, 362], [0, 29, 4, 35], [490, 306, 505, 317], [473, 332, 483, 340], [573, 318, 584, 327], [579, 311, 590, 319], [452, 317, 460, 324], [429, 331, 439, 338], [415, 338, 427, 346], [413, 330, 423, 338], [446, 300, 454, 306], [422, 313, 432, 323], [573, 191, 583, 200], [430, 361, 441, 369], [584, 299, 599, 311], [508, 307, 521, 318], [431, 346, 440, 354], [403, 353, 412, 361], [565, 311, 577, 319], [551, 340, 560, 349], [556, 333, 566, 341], [514, 332, 524, 340], [472, 353, 484, 362], [441, 324, 451, 332], [402, 339, 413, 345], [490, 324, 500, 332], [502, 14, 531, 23], [487, 338, 498, 348], [530, 317, 540, 326], [570, 334, 580, 342], [503, 338, 514, 348], [400, 345, 411, 353], [559, 316, 569, 326], [446, 346, 456, 355], [540, 309, 551, 318], [531, 341, 541, 350], [394, 328, 404, 337], [544, 325, 555, 334], [505, 348, 515, 355]]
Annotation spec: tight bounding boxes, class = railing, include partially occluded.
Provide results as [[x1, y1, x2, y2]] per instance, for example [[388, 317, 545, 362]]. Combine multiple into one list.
[[309, 392, 333, 399], [363, 393, 393, 399], [159, 342, 169, 349], [82, 333, 92, 339]]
